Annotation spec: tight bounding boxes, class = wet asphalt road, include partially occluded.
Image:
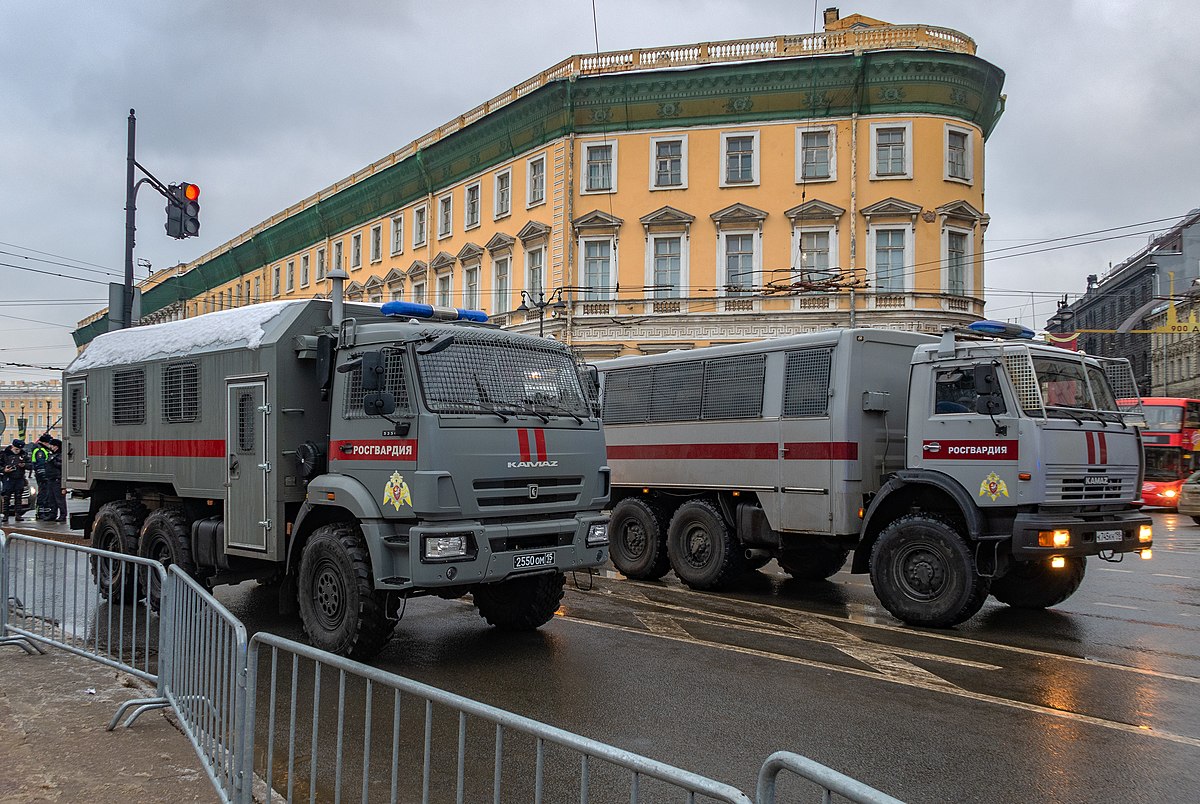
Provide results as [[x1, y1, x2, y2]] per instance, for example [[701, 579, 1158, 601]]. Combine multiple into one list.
[[207, 509, 1200, 804]]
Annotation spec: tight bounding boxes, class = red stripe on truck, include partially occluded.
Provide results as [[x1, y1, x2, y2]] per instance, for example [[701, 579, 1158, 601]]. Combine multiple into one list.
[[606, 442, 857, 461], [88, 439, 226, 458]]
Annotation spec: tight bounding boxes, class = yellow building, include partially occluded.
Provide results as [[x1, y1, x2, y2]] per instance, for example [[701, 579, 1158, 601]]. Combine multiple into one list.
[[76, 11, 1005, 358], [0, 380, 62, 442]]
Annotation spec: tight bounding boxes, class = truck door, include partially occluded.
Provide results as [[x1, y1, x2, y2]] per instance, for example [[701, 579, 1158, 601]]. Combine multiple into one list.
[[778, 347, 836, 532], [226, 380, 269, 550], [65, 379, 87, 482], [917, 364, 1020, 505]]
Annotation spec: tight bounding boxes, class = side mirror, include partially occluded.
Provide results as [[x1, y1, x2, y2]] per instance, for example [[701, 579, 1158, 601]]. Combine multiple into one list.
[[974, 395, 1004, 415], [973, 364, 1000, 395], [315, 335, 334, 400], [364, 391, 396, 416], [361, 351, 386, 392]]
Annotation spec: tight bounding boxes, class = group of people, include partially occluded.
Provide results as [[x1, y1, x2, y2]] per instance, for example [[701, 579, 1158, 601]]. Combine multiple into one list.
[[1, 434, 66, 523]]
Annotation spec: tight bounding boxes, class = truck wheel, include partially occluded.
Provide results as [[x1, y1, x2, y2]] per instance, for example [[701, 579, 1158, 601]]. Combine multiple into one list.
[[609, 498, 671, 580], [869, 514, 990, 628], [298, 523, 394, 660], [89, 501, 147, 603], [138, 507, 197, 612], [778, 544, 851, 580], [991, 557, 1086, 609], [667, 499, 746, 590], [473, 572, 565, 630]]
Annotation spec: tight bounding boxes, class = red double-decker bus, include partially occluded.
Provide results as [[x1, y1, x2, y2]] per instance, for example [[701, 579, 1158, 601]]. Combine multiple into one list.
[[1119, 397, 1200, 508]]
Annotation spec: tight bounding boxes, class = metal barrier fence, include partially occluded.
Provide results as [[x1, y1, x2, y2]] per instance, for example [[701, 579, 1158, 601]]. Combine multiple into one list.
[[2, 531, 906, 804], [0, 531, 165, 684]]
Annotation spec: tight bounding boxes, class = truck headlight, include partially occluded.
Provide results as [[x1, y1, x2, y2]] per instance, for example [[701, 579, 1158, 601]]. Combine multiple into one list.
[[586, 523, 608, 547], [1038, 530, 1071, 548], [424, 535, 469, 560], [1138, 524, 1153, 543]]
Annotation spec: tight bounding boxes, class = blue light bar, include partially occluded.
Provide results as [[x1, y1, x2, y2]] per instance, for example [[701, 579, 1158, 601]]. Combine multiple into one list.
[[967, 320, 1034, 340], [381, 301, 489, 323]]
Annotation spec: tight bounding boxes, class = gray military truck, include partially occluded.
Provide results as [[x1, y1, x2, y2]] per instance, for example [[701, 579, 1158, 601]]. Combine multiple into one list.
[[599, 323, 1153, 627], [63, 275, 609, 659]]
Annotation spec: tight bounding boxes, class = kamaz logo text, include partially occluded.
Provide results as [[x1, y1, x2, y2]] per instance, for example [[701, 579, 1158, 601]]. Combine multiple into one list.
[[508, 460, 559, 469]]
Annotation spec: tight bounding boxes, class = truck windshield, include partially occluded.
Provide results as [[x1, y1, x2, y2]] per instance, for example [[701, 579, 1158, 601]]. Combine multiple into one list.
[[415, 332, 590, 418], [1030, 357, 1121, 418]]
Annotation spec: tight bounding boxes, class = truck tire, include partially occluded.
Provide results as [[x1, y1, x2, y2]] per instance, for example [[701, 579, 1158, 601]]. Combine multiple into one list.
[[298, 523, 395, 660], [778, 544, 850, 581], [90, 501, 147, 603], [667, 498, 746, 591], [473, 572, 565, 630], [869, 514, 990, 628], [138, 507, 197, 612], [609, 497, 671, 580], [990, 557, 1086, 609]]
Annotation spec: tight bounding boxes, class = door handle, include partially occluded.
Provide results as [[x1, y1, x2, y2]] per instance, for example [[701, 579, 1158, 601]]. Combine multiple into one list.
[[229, 453, 239, 474]]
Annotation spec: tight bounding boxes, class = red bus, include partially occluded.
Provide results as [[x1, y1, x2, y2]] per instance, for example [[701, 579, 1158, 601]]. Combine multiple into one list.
[[1119, 397, 1200, 508]]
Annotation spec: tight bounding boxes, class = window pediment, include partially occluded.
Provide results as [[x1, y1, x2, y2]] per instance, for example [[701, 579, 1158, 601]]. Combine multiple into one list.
[[485, 232, 515, 252], [517, 220, 551, 243], [784, 199, 845, 223], [860, 197, 922, 218], [936, 200, 989, 229], [406, 259, 428, 279], [383, 267, 406, 284], [364, 276, 384, 290], [456, 242, 484, 263], [430, 251, 456, 272], [639, 205, 695, 232], [572, 209, 624, 233], [710, 202, 768, 229]]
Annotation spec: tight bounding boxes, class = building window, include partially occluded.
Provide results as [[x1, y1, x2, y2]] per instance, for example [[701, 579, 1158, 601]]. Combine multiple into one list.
[[871, 123, 912, 179], [582, 239, 613, 300], [438, 194, 453, 238], [388, 282, 403, 302], [413, 206, 427, 247], [493, 255, 510, 313], [946, 126, 973, 183], [254, 276, 261, 302], [463, 264, 480, 309], [795, 228, 834, 277], [721, 132, 759, 186], [584, 142, 616, 193], [391, 214, 404, 255], [317, 248, 326, 280], [494, 170, 511, 218], [464, 183, 481, 229], [946, 229, 970, 295], [370, 224, 382, 262], [797, 126, 835, 182], [351, 233, 362, 269], [651, 136, 686, 189], [333, 240, 344, 272], [526, 247, 544, 294], [872, 228, 907, 292], [286, 260, 295, 292], [412, 281, 426, 305], [272, 265, 281, 297], [652, 235, 682, 298], [300, 254, 310, 288], [722, 232, 757, 295], [527, 156, 546, 206], [437, 273, 452, 307]]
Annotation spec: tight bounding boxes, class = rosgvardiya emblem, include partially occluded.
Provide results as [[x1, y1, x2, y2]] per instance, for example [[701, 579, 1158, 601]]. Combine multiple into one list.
[[383, 471, 412, 511], [979, 472, 1009, 502]]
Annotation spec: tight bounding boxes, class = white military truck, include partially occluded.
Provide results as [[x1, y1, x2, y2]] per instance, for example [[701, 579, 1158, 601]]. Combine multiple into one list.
[[599, 323, 1153, 627], [63, 275, 609, 658]]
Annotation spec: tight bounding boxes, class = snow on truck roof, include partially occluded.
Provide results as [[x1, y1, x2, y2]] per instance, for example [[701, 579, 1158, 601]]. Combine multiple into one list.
[[68, 300, 310, 371]]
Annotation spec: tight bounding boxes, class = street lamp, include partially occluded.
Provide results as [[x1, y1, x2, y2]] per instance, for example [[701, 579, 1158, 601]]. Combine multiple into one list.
[[517, 288, 567, 337]]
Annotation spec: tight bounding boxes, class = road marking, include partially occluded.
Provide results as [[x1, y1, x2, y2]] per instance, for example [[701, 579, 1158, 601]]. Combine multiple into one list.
[[565, 616, 1200, 750], [1093, 602, 1141, 610], [1152, 573, 1194, 580], [599, 579, 1200, 686], [1097, 568, 1134, 574]]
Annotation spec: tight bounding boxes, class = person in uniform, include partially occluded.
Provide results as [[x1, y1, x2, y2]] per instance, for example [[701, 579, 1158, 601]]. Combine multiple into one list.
[[2, 439, 29, 522]]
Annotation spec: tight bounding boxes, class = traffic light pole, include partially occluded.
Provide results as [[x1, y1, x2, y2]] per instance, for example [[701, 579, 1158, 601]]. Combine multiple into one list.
[[123, 109, 136, 329]]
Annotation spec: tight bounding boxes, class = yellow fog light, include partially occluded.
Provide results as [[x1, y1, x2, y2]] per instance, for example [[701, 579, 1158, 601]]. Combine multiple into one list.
[[1138, 524, 1153, 543], [1141, 548, 1153, 560], [1038, 530, 1071, 548], [1050, 556, 1066, 569]]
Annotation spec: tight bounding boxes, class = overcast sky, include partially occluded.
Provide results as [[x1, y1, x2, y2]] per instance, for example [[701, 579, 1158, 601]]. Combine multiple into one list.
[[3, 0, 1198, 379]]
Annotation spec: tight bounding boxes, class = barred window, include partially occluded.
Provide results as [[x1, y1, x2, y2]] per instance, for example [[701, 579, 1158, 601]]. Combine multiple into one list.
[[602, 367, 652, 425], [603, 354, 764, 424], [344, 351, 410, 419], [783, 349, 832, 417], [702, 355, 765, 419], [112, 369, 145, 426], [162, 362, 200, 423], [237, 392, 255, 453], [69, 386, 83, 436]]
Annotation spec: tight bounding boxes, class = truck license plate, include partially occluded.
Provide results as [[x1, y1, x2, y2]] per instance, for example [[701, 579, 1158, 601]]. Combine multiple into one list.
[[514, 551, 555, 570], [1095, 530, 1124, 543]]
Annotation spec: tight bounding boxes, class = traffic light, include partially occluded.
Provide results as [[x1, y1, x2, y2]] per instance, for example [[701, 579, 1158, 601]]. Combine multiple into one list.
[[165, 182, 201, 239]]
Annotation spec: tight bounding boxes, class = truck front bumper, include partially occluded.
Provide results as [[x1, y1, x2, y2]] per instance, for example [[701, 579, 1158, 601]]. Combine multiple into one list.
[[1010, 509, 1152, 560]]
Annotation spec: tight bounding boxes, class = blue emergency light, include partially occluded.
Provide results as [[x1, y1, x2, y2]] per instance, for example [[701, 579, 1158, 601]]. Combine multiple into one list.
[[381, 301, 489, 323], [967, 320, 1034, 340]]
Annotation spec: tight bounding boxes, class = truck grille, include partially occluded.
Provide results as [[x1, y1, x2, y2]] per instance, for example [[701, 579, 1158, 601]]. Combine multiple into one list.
[[473, 476, 584, 508], [1044, 466, 1138, 502]]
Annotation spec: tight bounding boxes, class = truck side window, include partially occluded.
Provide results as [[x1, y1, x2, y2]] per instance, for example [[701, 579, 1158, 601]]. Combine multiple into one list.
[[934, 369, 981, 415], [343, 351, 409, 418]]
